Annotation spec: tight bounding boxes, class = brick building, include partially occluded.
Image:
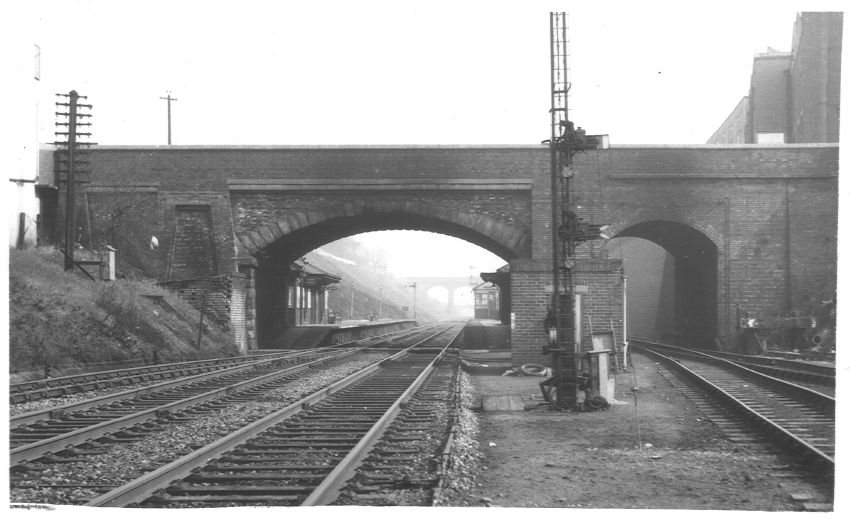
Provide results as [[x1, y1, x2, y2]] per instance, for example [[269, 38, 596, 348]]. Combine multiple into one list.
[[708, 12, 842, 144]]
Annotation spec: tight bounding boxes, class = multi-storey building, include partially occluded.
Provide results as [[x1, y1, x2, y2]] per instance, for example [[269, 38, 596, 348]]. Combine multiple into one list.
[[708, 12, 842, 144]]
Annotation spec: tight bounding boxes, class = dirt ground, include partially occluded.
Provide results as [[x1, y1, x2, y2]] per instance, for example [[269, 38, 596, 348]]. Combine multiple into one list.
[[448, 353, 834, 511]]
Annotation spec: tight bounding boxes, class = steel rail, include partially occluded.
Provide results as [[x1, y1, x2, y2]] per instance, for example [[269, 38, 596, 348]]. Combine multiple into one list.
[[84, 323, 460, 507], [631, 339, 835, 409], [12, 323, 426, 404], [10, 346, 370, 465], [301, 324, 464, 505], [629, 340, 835, 413], [632, 343, 834, 469], [10, 348, 335, 429], [631, 337, 835, 384], [10, 323, 432, 428], [11, 351, 295, 395], [764, 348, 835, 363]]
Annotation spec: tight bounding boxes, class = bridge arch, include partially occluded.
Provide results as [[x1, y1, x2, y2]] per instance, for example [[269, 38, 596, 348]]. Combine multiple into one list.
[[245, 204, 521, 346], [604, 207, 724, 251], [237, 201, 531, 261], [607, 216, 720, 342]]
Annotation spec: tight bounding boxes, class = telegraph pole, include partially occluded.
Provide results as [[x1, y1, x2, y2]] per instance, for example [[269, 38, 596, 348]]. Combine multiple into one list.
[[160, 91, 177, 145], [55, 90, 93, 271], [64, 91, 77, 269]]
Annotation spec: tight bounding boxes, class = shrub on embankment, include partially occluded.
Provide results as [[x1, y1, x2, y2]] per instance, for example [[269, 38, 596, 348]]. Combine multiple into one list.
[[8, 247, 238, 381]]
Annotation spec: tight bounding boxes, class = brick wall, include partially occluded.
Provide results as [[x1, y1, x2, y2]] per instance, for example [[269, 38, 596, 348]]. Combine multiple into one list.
[[508, 258, 624, 367], [790, 12, 843, 142], [158, 192, 238, 280], [168, 205, 217, 280], [65, 144, 837, 353], [570, 145, 837, 345], [750, 54, 792, 141], [159, 274, 248, 352], [230, 189, 532, 261]]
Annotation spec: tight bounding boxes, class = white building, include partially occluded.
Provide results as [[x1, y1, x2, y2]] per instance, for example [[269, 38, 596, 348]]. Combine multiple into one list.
[[7, 41, 42, 249]]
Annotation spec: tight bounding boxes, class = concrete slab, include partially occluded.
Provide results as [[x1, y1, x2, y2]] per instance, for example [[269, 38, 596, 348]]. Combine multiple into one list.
[[462, 350, 511, 361], [461, 360, 511, 375], [482, 395, 525, 411]]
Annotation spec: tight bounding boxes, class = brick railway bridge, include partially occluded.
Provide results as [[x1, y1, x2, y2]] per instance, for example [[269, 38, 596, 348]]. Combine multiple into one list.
[[55, 144, 838, 365]]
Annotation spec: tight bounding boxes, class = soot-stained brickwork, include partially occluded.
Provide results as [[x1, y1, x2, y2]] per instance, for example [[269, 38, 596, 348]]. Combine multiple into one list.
[[60, 144, 837, 360], [160, 274, 248, 351], [167, 205, 218, 280]]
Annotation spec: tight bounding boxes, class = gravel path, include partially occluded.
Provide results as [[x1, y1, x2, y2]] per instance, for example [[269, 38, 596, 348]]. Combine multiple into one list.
[[443, 353, 835, 510]]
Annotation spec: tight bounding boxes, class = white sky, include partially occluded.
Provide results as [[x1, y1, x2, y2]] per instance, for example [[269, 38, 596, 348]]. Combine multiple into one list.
[[14, 0, 841, 146], [7, 0, 845, 278], [351, 230, 505, 278]]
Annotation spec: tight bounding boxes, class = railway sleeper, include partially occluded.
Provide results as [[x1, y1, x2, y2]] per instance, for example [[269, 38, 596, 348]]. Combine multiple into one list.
[[372, 455, 419, 462], [146, 494, 305, 504], [210, 462, 333, 470], [165, 484, 313, 495], [352, 478, 438, 490], [232, 449, 348, 457], [268, 427, 370, 434], [187, 472, 328, 481], [243, 442, 359, 450], [377, 443, 429, 452], [384, 435, 427, 442]]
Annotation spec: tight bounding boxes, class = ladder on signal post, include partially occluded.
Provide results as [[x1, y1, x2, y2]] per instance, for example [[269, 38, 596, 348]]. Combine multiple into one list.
[[546, 12, 581, 408], [544, 13, 611, 409]]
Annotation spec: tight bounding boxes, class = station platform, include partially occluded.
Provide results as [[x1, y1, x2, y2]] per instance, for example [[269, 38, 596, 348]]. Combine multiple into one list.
[[266, 320, 416, 350]]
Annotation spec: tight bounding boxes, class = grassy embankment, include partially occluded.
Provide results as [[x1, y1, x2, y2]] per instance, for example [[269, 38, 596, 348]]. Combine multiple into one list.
[[8, 247, 238, 381]]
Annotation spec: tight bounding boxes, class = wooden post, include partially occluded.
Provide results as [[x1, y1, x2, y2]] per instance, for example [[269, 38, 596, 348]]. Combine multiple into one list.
[[105, 246, 116, 281], [16, 212, 26, 249]]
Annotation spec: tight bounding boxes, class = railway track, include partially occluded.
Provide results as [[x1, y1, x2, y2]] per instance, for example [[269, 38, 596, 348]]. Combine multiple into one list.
[[10, 322, 465, 506], [763, 348, 835, 363], [9, 351, 305, 404], [630, 339, 835, 395], [11, 324, 428, 405], [10, 349, 360, 466], [631, 339, 835, 477], [80, 321, 464, 507], [10, 324, 438, 467]]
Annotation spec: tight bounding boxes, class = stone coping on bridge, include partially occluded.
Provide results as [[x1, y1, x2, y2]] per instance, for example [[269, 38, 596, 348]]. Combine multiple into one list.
[[71, 143, 838, 151], [227, 178, 533, 191]]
